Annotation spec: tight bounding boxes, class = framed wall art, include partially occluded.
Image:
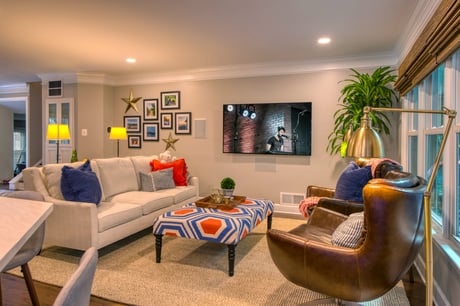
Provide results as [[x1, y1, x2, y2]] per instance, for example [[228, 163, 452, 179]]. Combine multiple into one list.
[[143, 122, 159, 141], [160, 91, 180, 110], [175, 112, 192, 135], [123, 116, 141, 133], [128, 135, 141, 148], [161, 112, 173, 129], [143, 98, 158, 121]]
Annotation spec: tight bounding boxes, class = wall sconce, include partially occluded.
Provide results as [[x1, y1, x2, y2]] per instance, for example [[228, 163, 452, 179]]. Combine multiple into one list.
[[47, 124, 71, 164], [109, 127, 127, 157]]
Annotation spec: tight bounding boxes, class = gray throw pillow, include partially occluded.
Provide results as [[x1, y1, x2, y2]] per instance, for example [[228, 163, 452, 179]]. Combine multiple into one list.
[[139, 172, 155, 192], [151, 168, 176, 190], [331, 212, 364, 248], [139, 168, 176, 192]]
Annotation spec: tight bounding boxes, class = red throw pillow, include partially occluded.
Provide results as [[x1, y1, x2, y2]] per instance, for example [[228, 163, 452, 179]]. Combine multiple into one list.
[[150, 158, 188, 186]]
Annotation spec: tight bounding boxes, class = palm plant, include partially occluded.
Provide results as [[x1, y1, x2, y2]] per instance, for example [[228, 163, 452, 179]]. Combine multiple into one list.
[[327, 66, 399, 155]]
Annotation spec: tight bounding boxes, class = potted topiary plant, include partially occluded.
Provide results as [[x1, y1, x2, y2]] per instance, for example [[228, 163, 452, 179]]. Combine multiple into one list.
[[70, 149, 78, 163], [220, 177, 236, 198], [327, 66, 399, 156]]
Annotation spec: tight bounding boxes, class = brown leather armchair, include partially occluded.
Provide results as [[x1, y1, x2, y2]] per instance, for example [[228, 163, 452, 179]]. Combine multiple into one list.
[[267, 170, 426, 303]]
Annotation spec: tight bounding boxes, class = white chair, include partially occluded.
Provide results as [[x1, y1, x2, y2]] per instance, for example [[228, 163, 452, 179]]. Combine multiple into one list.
[[0, 191, 46, 306], [53, 247, 98, 306]]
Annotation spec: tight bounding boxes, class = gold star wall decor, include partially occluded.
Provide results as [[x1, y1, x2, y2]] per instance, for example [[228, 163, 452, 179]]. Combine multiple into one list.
[[122, 89, 142, 113], [162, 132, 179, 151]]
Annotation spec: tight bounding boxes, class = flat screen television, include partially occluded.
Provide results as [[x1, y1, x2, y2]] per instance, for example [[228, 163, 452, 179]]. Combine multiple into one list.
[[223, 102, 312, 156]]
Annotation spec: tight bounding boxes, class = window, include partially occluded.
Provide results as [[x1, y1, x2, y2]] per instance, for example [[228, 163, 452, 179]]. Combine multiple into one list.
[[403, 49, 459, 242]]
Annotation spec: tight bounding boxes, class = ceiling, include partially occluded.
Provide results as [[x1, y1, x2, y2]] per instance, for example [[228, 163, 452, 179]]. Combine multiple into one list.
[[0, 0, 436, 89]]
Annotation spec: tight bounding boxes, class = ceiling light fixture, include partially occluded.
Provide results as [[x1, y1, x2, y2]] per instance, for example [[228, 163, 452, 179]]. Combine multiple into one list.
[[126, 58, 137, 63], [318, 37, 331, 44]]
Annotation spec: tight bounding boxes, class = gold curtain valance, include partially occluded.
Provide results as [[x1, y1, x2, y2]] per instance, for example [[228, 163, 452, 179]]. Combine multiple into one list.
[[395, 0, 460, 96]]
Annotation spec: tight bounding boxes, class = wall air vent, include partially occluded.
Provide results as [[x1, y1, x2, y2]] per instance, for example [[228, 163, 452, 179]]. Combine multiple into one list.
[[48, 80, 62, 97], [280, 192, 304, 206]]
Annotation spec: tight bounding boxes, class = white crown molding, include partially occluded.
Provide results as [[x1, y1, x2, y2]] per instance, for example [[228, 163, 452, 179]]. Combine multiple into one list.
[[75, 73, 116, 86], [33, 53, 398, 87], [36, 72, 78, 85], [0, 83, 29, 95], [112, 53, 398, 86], [395, 0, 442, 65]]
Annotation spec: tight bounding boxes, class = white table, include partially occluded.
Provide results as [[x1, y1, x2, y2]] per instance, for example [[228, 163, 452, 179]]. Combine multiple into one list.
[[0, 197, 53, 271]]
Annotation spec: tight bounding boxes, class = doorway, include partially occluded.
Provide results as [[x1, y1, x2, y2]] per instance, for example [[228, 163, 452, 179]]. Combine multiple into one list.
[[0, 97, 27, 184]]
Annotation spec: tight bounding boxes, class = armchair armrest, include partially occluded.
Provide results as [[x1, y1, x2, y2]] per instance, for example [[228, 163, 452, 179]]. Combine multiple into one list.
[[317, 198, 363, 215], [306, 185, 335, 198], [307, 207, 348, 232]]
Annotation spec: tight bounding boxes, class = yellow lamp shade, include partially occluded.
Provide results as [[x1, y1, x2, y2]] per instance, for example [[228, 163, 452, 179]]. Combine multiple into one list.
[[47, 124, 70, 140], [109, 127, 127, 140]]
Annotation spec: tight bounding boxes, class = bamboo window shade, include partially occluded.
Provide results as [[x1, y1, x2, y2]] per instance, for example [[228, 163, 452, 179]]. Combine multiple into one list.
[[395, 0, 459, 96]]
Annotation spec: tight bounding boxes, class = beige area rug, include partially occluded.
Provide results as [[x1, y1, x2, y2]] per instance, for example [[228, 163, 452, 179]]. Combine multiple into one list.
[[11, 217, 409, 306]]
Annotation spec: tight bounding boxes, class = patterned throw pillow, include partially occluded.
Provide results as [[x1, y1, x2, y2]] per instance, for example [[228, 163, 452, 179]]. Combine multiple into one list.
[[331, 212, 364, 248]]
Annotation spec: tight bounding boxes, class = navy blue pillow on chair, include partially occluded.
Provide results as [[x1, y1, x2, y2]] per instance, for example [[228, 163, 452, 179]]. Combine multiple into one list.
[[61, 160, 102, 204], [334, 162, 372, 202]]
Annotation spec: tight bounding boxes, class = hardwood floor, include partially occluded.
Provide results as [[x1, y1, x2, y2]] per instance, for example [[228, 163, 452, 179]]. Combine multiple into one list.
[[2, 269, 426, 306], [0, 273, 128, 306]]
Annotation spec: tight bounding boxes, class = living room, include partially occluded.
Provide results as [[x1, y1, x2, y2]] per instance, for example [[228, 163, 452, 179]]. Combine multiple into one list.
[[1, 0, 459, 305]]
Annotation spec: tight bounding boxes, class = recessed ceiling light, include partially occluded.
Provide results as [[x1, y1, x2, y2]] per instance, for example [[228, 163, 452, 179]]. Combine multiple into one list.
[[126, 58, 136, 63], [318, 37, 331, 44]]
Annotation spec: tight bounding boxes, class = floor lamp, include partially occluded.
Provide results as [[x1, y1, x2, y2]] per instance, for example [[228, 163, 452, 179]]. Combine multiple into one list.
[[109, 127, 127, 157], [47, 124, 71, 164], [346, 106, 457, 306]]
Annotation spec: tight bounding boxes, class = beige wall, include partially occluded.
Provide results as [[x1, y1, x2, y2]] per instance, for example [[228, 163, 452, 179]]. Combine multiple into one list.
[[28, 82, 42, 166], [85, 67, 399, 203]]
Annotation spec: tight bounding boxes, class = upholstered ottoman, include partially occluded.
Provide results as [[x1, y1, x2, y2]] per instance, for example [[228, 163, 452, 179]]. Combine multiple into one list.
[[152, 198, 273, 276]]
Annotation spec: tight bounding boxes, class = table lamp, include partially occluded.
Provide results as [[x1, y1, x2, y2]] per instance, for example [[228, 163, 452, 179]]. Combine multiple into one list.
[[346, 106, 456, 306], [47, 124, 71, 164]]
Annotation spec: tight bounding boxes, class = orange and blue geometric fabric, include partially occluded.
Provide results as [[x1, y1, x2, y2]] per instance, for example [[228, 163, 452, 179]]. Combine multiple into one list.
[[152, 198, 274, 245]]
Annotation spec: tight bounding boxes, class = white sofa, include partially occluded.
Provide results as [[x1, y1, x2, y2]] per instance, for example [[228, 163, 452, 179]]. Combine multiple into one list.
[[22, 156, 199, 251]]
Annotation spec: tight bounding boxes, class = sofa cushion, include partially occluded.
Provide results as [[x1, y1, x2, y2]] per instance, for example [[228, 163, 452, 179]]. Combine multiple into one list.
[[95, 157, 138, 201], [130, 155, 159, 187], [97, 202, 143, 232], [140, 168, 176, 191], [153, 186, 198, 204], [334, 162, 372, 202], [61, 160, 102, 204], [331, 212, 364, 248], [43, 161, 85, 200], [150, 158, 188, 186], [109, 191, 175, 215]]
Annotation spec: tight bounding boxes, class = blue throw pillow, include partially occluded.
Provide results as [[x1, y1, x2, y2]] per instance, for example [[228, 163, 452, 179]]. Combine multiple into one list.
[[61, 160, 102, 204], [334, 162, 372, 202]]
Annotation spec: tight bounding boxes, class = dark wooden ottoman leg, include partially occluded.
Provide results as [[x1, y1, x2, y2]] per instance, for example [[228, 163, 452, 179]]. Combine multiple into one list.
[[227, 244, 236, 276], [155, 234, 163, 263], [267, 213, 273, 230]]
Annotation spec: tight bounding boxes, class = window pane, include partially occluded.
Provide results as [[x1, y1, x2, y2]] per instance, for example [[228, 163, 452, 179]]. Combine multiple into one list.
[[430, 64, 445, 128], [48, 103, 57, 124], [410, 87, 419, 130], [408, 136, 418, 174], [426, 134, 443, 222], [60, 102, 71, 145]]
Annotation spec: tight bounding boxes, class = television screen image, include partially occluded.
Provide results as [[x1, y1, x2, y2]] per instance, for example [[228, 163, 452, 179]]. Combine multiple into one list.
[[223, 102, 312, 156]]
